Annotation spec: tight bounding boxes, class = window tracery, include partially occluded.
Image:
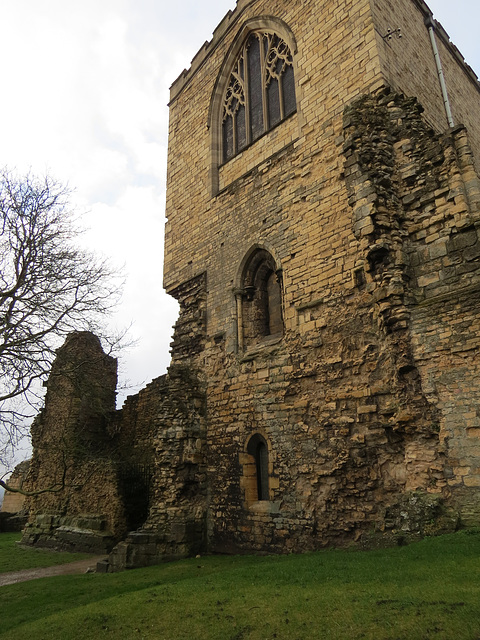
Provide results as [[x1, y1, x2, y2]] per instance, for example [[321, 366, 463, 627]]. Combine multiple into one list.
[[222, 32, 296, 162]]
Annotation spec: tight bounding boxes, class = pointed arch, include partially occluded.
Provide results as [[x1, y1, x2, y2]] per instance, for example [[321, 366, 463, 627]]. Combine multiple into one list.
[[209, 17, 298, 193], [235, 246, 283, 351]]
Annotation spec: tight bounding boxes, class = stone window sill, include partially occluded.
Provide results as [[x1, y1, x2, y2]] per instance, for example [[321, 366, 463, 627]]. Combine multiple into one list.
[[240, 334, 283, 361], [249, 501, 281, 514]]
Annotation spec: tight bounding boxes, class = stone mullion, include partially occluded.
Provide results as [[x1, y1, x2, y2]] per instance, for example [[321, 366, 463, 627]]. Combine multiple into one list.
[[234, 289, 244, 352], [232, 113, 237, 157], [269, 35, 286, 122], [276, 268, 285, 331]]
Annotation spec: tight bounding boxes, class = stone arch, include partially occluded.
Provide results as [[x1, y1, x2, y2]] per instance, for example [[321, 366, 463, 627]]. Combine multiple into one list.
[[235, 246, 283, 351], [240, 432, 272, 505], [208, 17, 298, 193]]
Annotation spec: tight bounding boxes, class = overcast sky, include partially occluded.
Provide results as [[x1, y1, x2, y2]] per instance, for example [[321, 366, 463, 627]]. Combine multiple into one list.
[[0, 1, 478, 472]]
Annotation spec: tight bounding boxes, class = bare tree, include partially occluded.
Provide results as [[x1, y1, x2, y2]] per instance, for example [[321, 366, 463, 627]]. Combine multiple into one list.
[[0, 168, 123, 463]]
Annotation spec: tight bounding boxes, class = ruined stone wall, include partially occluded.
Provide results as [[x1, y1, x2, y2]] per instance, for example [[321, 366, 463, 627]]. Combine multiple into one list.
[[106, 277, 207, 571], [162, 0, 480, 555], [201, 87, 480, 554], [343, 87, 480, 528], [116, 379, 165, 466], [106, 366, 207, 571], [111, 376, 167, 532], [22, 332, 125, 553], [21, 331, 204, 555], [22, 272, 208, 565], [404, 124, 480, 524]]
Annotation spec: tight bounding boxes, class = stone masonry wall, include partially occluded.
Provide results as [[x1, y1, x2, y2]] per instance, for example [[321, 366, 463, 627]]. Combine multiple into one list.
[[200, 86, 480, 555], [164, 0, 382, 300], [106, 275, 207, 571], [106, 365, 207, 571], [22, 274, 208, 566], [343, 87, 480, 525], [22, 0, 480, 565], [162, 0, 480, 555]]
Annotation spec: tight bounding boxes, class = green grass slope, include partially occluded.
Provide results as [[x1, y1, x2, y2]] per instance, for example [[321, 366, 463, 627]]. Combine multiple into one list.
[[1, 531, 479, 640], [0, 533, 94, 573]]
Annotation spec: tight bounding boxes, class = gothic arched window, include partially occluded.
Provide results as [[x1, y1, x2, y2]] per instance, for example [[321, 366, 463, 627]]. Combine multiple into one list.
[[222, 32, 296, 163], [236, 248, 283, 351]]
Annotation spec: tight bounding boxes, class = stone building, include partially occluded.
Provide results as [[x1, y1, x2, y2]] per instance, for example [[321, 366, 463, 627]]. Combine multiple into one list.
[[23, 0, 480, 567]]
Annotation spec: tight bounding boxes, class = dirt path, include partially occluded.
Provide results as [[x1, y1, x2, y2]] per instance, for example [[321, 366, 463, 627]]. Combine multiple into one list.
[[0, 556, 105, 587]]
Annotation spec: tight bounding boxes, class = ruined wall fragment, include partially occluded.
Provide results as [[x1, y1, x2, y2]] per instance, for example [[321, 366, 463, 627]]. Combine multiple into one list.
[[105, 275, 207, 571], [343, 87, 480, 526], [21, 332, 124, 553]]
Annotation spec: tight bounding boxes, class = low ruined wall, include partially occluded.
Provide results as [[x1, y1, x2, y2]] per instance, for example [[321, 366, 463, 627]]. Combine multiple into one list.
[[106, 367, 208, 569], [106, 276, 208, 571]]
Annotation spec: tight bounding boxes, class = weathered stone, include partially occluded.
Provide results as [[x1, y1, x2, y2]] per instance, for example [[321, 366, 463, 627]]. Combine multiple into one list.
[[21, 332, 123, 552], [1, 460, 30, 515], [22, 0, 480, 569]]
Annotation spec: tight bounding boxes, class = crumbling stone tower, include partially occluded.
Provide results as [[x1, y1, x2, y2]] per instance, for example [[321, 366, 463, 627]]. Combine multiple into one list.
[[22, 0, 480, 566], [162, 0, 480, 555]]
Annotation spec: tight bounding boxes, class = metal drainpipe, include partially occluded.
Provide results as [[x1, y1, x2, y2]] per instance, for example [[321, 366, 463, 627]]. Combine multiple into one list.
[[425, 14, 455, 128]]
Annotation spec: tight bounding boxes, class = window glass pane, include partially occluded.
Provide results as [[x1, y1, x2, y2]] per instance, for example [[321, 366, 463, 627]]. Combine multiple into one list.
[[267, 78, 281, 128], [247, 35, 264, 141], [223, 116, 234, 162], [282, 63, 296, 117], [236, 103, 247, 151]]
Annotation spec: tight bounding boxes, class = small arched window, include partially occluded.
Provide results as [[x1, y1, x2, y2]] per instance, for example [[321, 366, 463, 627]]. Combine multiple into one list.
[[237, 248, 283, 351], [247, 434, 269, 501], [222, 31, 296, 163]]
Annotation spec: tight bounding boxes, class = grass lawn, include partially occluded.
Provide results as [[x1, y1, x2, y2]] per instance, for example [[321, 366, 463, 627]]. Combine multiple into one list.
[[1, 531, 479, 640], [0, 533, 94, 573]]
